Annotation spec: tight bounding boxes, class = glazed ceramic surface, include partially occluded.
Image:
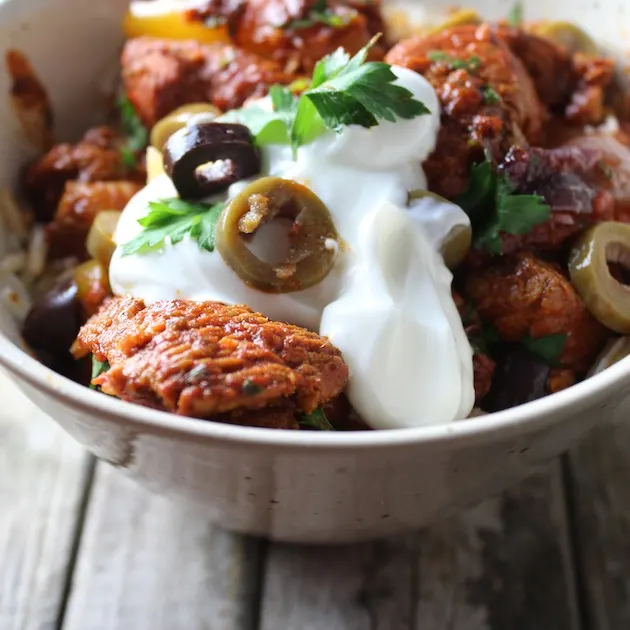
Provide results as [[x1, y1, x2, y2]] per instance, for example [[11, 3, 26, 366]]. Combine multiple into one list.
[[0, 0, 629, 543]]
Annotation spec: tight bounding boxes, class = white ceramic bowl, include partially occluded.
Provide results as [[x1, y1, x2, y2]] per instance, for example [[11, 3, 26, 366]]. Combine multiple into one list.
[[0, 0, 629, 543]]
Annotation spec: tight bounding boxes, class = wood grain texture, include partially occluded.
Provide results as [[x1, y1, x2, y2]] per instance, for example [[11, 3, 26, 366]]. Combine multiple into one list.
[[0, 371, 91, 630], [260, 462, 581, 630], [62, 463, 263, 630], [567, 416, 630, 630]]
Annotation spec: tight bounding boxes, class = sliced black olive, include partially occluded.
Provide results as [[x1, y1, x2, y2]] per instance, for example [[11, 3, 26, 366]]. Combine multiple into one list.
[[23, 277, 82, 357], [482, 345, 550, 412], [163, 122, 260, 199]]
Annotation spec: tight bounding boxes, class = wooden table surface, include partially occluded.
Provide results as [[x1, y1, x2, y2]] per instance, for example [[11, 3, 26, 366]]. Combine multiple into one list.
[[1, 372, 628, 630]]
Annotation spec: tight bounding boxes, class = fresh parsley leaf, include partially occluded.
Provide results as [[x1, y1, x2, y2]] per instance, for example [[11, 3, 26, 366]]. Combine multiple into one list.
[[121, 198, 224, 256], [90, 356, 110, 391], [311, 47, 351, 88], [521, 333, 567, 365], [496, 186, 551, 235], [222, 35, 429, 155], [284, 0, 353, 30], [456, 160, 551, 254], [298, 407, 334, 430], [474, 185, 551, 255], [221, 85, 297, 147], [427, 51, 482, 72], [118, 95, 148, 167], [597, 159, 613, 180], [482, 86, 502, 104], [507, 1, 524, 26], [455, 160, 495, 222], [204, 15, 227, 28], [269, 84, 295, 111], [223, 105, 292, 146], [296, 39, 430, 144]]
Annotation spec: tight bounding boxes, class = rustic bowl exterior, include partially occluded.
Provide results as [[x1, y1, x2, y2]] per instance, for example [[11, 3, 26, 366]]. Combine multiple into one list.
[[0, 0, 628, 543]]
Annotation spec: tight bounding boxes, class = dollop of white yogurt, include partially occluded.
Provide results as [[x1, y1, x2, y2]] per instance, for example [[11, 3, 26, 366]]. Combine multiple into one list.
[[110, 66, 475, 428]]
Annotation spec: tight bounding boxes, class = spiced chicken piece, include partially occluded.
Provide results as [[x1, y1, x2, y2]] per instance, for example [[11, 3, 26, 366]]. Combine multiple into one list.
[[465, 252, 608, 371], [186, 0, 386, 73], [385, 24, 543, 199], [72, 297, 349, 427], [121, 37, 295, 128]]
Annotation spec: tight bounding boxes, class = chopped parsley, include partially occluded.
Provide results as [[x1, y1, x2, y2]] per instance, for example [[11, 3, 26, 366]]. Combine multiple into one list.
[[242, 379, 263, 396], [118, 95, 148, 168], [597, 159, 614, 180], [298, 407, 334, 430], [507, 1, 524, 26], [285, 0, 353, 29], [456, 160, 551, 255], [521, 333, 567, 365], [203, 15, 227, 28], [90, 356, 110, 391], [482, 86, 502, 104], [121, 198, 224, 256], [224, 36, 430, 154], [427, 51, 482, 72]]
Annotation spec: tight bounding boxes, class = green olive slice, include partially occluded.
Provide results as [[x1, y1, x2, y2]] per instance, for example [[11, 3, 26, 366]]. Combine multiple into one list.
[[215, 177, 338, 293], [441, 224, 472, 270], [86, 210, 122, 266], [534, 21, 597, 56], [150, 103, 221, 151], [427, 9, 481, 34], [569, 221, 630, 333], [408, 190, 472, 269]]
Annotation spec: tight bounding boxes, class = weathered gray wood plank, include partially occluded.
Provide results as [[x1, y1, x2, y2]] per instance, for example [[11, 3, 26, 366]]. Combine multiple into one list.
[[260, 461, 581, 630], [0, 371, 92, 630], [566, 411, 630, 630], [62, 463, 263, 630]]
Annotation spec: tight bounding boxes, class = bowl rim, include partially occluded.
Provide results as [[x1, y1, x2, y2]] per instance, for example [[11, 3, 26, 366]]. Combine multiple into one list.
[[0, 328, 628, 450]]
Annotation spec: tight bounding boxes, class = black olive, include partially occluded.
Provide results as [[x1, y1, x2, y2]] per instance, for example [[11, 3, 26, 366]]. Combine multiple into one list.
[[482, 344, 550, 412], [23, 278, 82, 357], [163, 122, 260, 199]]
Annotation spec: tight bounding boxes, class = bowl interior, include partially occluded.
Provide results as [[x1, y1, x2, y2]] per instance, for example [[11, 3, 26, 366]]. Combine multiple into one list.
[[0, 0, 628, 445]]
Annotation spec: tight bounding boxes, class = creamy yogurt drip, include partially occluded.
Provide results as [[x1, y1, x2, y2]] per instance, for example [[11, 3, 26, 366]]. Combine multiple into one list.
[[110, 66, 475, 428]]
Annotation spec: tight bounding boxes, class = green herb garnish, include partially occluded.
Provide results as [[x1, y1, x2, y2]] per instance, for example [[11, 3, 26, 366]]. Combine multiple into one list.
[[427, 51, 482, 72], [204, 15, 227, 28], [456, 160, 550, 255], [285, 0, 353, 29], [597, 159, 614, 180], [225, 35, 429, 154], [298, 407, 334, 430], [482, 86, 502, 104], [121, 198, 224, 256], [521, 333, 567, 365], [118, 95, 148, 168], [242, 379, 263, 396], [90, 356, 110, 391], [507, 1, 524, 26]]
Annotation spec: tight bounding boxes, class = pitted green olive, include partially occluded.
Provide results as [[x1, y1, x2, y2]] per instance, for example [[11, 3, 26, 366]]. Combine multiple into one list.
[[150, 103, 221, 151], [569, 221, 630, 333], [408, 190, 472, 269], [427, 9, 481, 34], [534, 21, 597, 55], [215, 177, 339, 293], [441, 224, 472, 270], [86, 210, 122, 266]]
